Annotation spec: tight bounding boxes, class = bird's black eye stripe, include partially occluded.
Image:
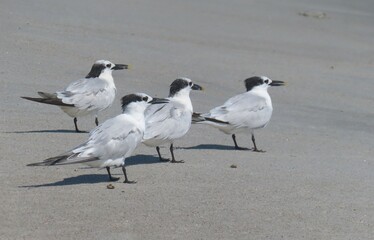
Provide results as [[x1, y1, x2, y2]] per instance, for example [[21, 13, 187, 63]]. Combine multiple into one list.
[[189, 82, 193, 86], [106, 64, 111, 68], [264, 80, 269, 84], [142, 96, 148, 101]]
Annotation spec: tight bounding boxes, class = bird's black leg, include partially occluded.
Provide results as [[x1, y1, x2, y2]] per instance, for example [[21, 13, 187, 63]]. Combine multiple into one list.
[[106, 167, 120, 181], [73, 117, 82, 133], [251, 133, 265, 152], [122, 166, 136, 184], [95, 117, 99, 126], [170, 144, 184, 163], [156, 146, 169, 162], [232, 134, 248, 150]]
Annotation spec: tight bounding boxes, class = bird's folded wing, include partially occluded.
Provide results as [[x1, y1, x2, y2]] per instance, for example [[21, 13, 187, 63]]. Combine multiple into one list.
[[57, 78, 112, 110], [208, 93, 267, 123], [21, 91, 74, 107], [144, 103, 187, 140], [74, 115, 142, 159]]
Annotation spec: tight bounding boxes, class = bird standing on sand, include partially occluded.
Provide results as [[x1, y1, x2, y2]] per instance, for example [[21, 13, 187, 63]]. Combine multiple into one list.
[[27, 93, 167, 183], [22, 60, 128, 132], [142, 78, 203, 163], [193, 76, 284, 152]]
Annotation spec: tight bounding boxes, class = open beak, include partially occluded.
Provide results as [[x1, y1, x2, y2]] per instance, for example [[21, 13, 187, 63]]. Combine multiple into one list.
[[270, 80, 285, 86], [149, 98, 170, 104], [112, 64, 129, 70], [192, 83, 204, 91]]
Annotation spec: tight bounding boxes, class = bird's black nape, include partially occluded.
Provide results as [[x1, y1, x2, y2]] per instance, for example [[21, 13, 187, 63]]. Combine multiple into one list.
[[121, 94, 144, 111], [169, 78, 189, 97], [244, 76, 264, 91], [85, 63, 106, 78]]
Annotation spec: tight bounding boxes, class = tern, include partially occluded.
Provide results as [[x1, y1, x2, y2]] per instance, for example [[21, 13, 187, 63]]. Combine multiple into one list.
[[22, 60, 128, 132], [142, 78, 203, 163], [193, 76, 284, 151], [27, 93, 167, 183]]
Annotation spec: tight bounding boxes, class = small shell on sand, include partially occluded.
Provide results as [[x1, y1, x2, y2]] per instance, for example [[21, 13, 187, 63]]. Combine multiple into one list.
[[298, 11, 327, 19]]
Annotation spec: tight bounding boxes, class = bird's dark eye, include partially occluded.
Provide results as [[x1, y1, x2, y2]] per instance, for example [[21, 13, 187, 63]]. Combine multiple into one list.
[[264, 80, 269, 84], [106, 64, 111, 68], [189, 82, 193, 86], [142, 96, 148, 101]]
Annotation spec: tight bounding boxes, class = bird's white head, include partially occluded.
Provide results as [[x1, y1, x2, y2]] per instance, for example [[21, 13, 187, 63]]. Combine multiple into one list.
[[168, 77, 204, 98], [85, 60, 129, 79]]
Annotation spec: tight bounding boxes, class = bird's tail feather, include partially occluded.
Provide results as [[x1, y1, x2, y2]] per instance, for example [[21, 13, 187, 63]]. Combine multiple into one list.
[[21, 92, 74, 107], [37, 91, 57, 99], [27, 153, 100, 166], [27, 154, 71, 166], [192, 112, 229, 124], [192, 112, 205, 123]]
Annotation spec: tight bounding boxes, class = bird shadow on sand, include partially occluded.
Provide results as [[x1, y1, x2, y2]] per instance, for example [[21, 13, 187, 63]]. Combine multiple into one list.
[[20, 155, 163, 188], [179, 144, 246, 151], [126, 154, 164, 166], [5, 129, 88, 134], [19, 173, 110, 188]]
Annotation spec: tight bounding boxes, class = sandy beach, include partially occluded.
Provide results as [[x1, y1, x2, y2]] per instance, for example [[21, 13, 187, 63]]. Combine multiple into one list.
[[1, 0, 374, 239]]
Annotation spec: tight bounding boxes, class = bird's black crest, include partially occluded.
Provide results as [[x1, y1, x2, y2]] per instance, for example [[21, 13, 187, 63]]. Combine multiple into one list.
[[244, 76, 264, 91], [169, 79, 189, 97], [85, 63, 106, 78], [121, 94, 144, 110]]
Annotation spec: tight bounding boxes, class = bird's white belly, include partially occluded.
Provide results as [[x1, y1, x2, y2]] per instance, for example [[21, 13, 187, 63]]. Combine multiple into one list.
[[84, 158, 125, 168], [60, 106, 94, 117]]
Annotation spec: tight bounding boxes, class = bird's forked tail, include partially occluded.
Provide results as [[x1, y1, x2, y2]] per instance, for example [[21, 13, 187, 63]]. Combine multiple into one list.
[[192, 112, 229, 125], [27, 154, 71, 166], [21, 92, 74, 107]]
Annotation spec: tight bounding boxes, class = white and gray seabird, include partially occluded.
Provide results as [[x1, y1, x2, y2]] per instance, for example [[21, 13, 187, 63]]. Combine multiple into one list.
[[142, 78, 203, 163], [22, 60, 128, 132], [27, 93, 168, 183], [193, 76, 284, 151]]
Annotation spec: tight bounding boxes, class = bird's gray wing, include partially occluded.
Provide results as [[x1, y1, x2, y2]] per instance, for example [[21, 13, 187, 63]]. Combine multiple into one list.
[[56, 77, 114, 110], [32, 115, 142, 166], [144, 101, 191, 141], [207, 92, 268, 127], [144, 102, 170, 123], [73, 114, 142, 160]]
